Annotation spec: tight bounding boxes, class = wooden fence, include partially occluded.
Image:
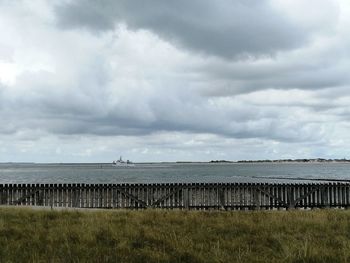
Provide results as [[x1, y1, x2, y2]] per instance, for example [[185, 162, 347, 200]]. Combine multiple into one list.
[[1, 183, 350, 210]]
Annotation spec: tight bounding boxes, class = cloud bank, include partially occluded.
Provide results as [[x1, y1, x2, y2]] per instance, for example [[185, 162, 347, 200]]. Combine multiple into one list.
[[0, 0, 350, 162]]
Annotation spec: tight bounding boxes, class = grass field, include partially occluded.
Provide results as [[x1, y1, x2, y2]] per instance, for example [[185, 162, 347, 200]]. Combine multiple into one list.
[[1, 208, 350, 262]]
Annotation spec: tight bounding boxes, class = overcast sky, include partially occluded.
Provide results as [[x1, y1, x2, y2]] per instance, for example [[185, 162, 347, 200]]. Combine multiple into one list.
[[0, 0, 350, 162]]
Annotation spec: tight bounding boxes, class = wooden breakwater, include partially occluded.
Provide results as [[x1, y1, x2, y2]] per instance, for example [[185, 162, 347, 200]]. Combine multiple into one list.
[[1, 183, 350, 210]]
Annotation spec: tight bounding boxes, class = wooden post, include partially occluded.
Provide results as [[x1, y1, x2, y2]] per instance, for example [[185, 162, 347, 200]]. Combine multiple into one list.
[[218, 184, 226, 210], [49, 184, 53, 209], [287, 185, 295, 210], [254, 186, 261, 210], [183, 186, 189, 210]]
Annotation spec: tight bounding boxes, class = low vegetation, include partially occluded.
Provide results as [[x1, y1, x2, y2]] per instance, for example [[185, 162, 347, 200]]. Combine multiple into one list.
[[1, 208, 350, 262]]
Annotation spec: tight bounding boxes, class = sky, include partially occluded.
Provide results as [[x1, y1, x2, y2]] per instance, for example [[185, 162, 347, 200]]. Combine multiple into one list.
[[0, 0, 350, 163]]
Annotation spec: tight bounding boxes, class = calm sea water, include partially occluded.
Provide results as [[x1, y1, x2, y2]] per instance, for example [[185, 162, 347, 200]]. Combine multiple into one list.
[[0, 163, 349, 184]]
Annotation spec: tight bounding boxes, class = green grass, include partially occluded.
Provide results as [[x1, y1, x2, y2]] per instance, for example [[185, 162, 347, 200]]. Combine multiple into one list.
[[1, 208, 350, 262]]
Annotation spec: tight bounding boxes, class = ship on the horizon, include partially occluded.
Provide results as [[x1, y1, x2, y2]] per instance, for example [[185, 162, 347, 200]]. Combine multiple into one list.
[[112, 156, 135, 167]]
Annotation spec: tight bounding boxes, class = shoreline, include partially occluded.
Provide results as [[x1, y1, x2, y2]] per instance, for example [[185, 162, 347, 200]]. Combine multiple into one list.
[[1, 161, 350, 165]]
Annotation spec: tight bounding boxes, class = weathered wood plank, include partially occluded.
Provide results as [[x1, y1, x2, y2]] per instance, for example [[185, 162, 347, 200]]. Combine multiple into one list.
[[1, 183, 350, 210]]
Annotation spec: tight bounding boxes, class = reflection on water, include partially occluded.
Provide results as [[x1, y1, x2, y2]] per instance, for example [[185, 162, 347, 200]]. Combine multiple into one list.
[[0, 163, 349, 184]]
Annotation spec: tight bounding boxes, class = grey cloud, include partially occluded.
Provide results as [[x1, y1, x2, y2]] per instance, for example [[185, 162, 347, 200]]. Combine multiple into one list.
[[54, 0, 346, 97], [1, 0, 350, 162], [55, 0, 316, 58], [0, 46, 342, 145], [0, 76, 329, 145], [192, 54, 350, 100]]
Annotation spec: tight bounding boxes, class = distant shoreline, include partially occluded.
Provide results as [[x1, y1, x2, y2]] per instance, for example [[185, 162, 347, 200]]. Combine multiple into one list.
[[1, 159, 350, 165], [234, 158, 350, 164]]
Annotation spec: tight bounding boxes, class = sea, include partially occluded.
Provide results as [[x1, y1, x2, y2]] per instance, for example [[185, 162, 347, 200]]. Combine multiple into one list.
[[0, 162, 349, 184]]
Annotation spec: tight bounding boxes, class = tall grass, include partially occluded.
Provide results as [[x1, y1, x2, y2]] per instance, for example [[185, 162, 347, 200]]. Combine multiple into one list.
[[1, 208, 350, 262]]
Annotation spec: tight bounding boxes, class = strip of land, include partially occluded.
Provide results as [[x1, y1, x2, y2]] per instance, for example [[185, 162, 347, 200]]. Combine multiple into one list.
[[1, 207, 350, 262]]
